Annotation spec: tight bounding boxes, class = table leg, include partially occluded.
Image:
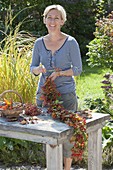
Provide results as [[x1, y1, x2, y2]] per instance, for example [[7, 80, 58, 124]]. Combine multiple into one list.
[[46, 144, 63, 170], [88, 128, 102, 170]]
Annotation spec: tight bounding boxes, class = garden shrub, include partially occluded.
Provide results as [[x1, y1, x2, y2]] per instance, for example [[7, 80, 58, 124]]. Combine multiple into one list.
[[102, 121, 113, 166], [87, 11, 113, 71], [0, 137, 45, 166], [101, 73, 113, 116]]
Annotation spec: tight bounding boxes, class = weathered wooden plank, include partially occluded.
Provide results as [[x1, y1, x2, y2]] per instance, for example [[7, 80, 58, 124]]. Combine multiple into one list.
[[87, 123, 102, 133], [0, 129, 72, 145], [0, 129, 58, 144], [46, 144, 63, 170], [0, 113, 109, 139], [0, 116, 73, 138], [86, 113, 110, 128], [88, 128, 102, 170]]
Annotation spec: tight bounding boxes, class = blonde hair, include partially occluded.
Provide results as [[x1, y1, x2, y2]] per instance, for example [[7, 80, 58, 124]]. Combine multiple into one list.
[[43, 4, 67, 23]]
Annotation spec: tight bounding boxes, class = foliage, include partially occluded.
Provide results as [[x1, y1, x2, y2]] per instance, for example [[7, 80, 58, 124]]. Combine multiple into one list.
[[41, 77, 87, 161], [86, 6, 113, 166], [60, 0, 96, 56], [0, 0, 102, 57], [0, 137, 45, 166], [0, 11, 37, 103], [0, 0, 49, 37], [87, 11, 113, 71], [102, 121, 113, 166], [94, 0, 107, 19], [102, 121, 113, 148], [84, 98, 111, 114], [1, 0, 113, 57], [76, 60, 110, 111], [101, 73, 113, 116]]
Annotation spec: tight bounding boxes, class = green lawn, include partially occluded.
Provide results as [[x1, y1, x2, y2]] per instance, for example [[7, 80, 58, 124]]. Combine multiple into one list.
[[76, 62, 111, 109]]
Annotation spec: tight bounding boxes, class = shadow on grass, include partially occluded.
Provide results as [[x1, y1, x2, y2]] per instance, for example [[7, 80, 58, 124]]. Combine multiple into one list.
[[81, 61, 110, 77]]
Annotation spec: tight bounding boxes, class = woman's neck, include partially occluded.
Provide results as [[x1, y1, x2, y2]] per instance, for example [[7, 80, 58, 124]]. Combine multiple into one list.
[[47, 32, 64, 42]]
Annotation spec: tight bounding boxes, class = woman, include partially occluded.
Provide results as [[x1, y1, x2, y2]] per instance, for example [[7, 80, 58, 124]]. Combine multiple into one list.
[[30, 4, 82, 170]]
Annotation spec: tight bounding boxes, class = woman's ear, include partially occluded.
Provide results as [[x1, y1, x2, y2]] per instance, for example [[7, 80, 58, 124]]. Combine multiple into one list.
[[61, 20, 65, 27]]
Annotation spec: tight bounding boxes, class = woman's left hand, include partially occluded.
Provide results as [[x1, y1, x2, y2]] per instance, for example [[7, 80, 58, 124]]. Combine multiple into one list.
[[49, 72, 60, 81]]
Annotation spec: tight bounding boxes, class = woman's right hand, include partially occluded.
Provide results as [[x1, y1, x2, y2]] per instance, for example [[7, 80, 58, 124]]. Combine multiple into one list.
[[38, 65, 46, 73], [32, 65, 46, 75]]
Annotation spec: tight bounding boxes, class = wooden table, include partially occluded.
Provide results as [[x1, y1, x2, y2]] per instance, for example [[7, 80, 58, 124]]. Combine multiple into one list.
[[0, 112, 110, 170]]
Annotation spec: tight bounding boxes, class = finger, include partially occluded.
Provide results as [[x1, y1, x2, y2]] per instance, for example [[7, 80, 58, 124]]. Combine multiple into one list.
[[41, 65, 46, 73], [43, 68, 46, 73]]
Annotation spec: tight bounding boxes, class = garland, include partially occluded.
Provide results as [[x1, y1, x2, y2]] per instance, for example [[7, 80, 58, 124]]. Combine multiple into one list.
[[41, 77, 87, 161]]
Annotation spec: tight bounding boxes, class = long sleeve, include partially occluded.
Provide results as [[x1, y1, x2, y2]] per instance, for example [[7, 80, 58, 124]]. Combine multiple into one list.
[[69, 38, 82, 76], [30, 40, 40, 74]]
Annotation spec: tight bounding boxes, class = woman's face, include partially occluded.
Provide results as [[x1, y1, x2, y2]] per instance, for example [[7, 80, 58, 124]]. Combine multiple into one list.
[[44, 9, 64, 33]]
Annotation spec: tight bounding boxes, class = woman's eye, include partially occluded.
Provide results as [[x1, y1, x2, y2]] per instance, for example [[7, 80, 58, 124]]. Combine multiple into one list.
[[47, 17, 59, 20], [47, 17, 51, 19]]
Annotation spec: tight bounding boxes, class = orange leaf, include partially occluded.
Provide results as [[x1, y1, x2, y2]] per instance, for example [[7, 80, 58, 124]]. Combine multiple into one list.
[[4, 98, 11, 106], [1, 105, 8, 110]]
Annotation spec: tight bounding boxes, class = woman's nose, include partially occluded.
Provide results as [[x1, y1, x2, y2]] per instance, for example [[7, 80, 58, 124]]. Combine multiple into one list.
[[50, 18, 56, 22]]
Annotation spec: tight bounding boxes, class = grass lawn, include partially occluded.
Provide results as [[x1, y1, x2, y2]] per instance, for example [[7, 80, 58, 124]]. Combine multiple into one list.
[[76, 61, 111, 110]]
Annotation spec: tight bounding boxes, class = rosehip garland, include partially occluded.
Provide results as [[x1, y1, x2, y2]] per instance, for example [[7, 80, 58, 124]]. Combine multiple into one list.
[[40, 77, 61, 106], [41, 77, 87, 161]]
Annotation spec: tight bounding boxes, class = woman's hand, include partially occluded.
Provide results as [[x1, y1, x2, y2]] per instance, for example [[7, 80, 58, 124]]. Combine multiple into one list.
[[32, 65, 46, 75], [38, 65, 46, 73], [49, 71, 60, 81]]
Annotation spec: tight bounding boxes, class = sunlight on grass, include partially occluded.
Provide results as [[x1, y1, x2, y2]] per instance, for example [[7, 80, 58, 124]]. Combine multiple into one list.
[[76, 63, 111, 109]]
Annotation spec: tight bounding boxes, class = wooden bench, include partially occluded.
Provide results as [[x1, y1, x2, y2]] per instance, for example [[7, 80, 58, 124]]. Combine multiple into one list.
[[0, 112, 110, 170]]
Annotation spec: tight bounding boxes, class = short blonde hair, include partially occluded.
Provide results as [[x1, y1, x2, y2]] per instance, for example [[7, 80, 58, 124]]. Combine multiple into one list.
[[43, 4, 67, 23]]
